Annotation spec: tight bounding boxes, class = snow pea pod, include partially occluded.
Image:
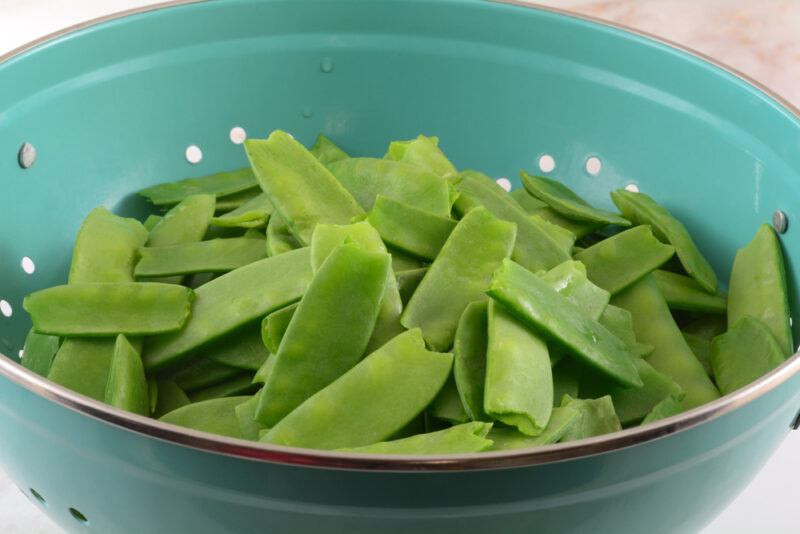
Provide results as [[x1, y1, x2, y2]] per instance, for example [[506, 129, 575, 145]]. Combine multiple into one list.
[[529, 214, 576, 258], [552, 358, 581, 406], [200, 324, 269, 371], [328, 158, 451, 216], [266, 212, 301, 256], [366, 195, 456, 261], [48, 338, 123, 401], [104, 335, 149, 416], [488, 406, 580, 450], [188, 374, 258, 402], [340, 422, 493, 455], [25, 282, 193, 337], [559, 395, 621, 442], [152, 380, 190, 418], [21, 329, 59, 377], [652, 270, 726, 314], [599, 305, 653, 358], [727, 224, 793, 356], [159, 396, 251, 439], [521, 172, 630, 227], [611, 189, 717, 292], [488, 259, 642, 388], [235, 390, 270, 440], [541, 260, 610, 321], [143, 215, 162, 232], [641, 395, 683, 425], [711, 316, 786, 395], [510, 189, 600, 238], [429, 375, 470, 424], [138, 168, 257, 206], [136, 237, 266, 277], [262, 329, 452, 449], [682, 331, 713, 377], [210, 193, 273, 229], [453, 300, 489, 421], [401, 207, 517, 351], [310, 134, 349, 166], [253, 354, 275, 385], [245, 131, 364, 245], [256, 243, 390, 426], [385, 135, 457, 178], [612, 275, 720, 408], [396, 267, 427, 307], [168, 357, 241, 392], [261, 303, 297, 354], [575, 225, 675, 294], [147, 194, 215, 247], [214, 188, 261, 213], [144, 248, 313, 370], [391, 252, 425, 272], [485, 300, 553, 436]]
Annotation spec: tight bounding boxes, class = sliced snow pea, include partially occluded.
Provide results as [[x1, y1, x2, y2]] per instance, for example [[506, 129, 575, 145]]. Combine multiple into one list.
[[385, 134, 457, 178], [104, 335, 149, 416], [253, 354, 275, 385], [261, 303, 297, 354], [711, 316, 786, 395], [21, 329, 59, 377], [138, 168, 257, 206], [401, 207, 516, 351], [210, 193, 273, 229], [681, 314, 726, 341], [266, 212, 301, 256], [652, 270, 726, 314], [611, 275, 720, 408], [510, 189, 600, 238], [485, 300, 553, 436], [488, 259, 642, 388], [310, 134, 349, 166], [682, 331, 713, 377], [152, 380, 190, 418], [429, 375, 470, 424], [135, 237, 266, 277], [727, 224, 793, 356], [143, 215, 162, 231], [391, 252, 425, 272], [396, 268, 427, 307], [245, 131, 364, 245], [235, 390, 270, 440], [551, 358, 581, 406], [453, 172, 571, 273], [48, 338, 123, 401], [366, 195, 456, 261], [453, 300, 489, 421], [520, 172, 630, 227], [159, 396, 251, 438], [188, 374, 258, 402], [201, 324, 269, 371], [559, 395, 621, 442], [147, 194, 215, 247], [262, 329, 452, 449], [641, 395, 683, 425], [256, 243, 390, 426], [144, 248, 313, 371], [488, 406, 581, 450], [214, 188, 261, 213], [575, 225, 675, 294], [541, 260, 610, 321], [340, 422, 493, 455], [599, 305, 653, 358], [170, 357, 242, 392], [25, 282, 193, 337], [328, 158, 451, 216], [611, 189, 717, 292], [529, 214, 576, 258]]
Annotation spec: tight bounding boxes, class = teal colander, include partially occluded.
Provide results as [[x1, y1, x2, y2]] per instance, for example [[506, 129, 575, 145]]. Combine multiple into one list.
[[1, 1, 799, 533]]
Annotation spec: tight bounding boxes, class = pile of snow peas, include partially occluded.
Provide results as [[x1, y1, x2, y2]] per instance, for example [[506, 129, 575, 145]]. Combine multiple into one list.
[[21, 130, 794, 454]]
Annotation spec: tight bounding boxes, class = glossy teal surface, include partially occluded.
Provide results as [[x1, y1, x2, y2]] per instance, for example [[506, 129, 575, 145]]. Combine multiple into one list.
[[1, 0, 799, 532]]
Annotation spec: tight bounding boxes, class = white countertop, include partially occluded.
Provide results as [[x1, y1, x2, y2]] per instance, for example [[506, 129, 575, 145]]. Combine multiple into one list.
[[1, 1, 798, 532]]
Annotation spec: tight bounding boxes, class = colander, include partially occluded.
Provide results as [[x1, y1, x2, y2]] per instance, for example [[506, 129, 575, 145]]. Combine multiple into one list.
[[1, 0, 799, 533]]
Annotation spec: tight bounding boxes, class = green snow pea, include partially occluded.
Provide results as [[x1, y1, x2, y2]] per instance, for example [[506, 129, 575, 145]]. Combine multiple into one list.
[[253, 354, 275, 385], [159, 396, 251, 438], [391, 252, 426, 272], [104, 335, 149, 416], [340, 422, 493, 455], [541, 260, 610, 321], [266, 212, 301, 256], [170, 357, 242, 392], [135, 237, 266, 277], [144, 248, 313, 371], [453, 172, 571, 273], [429, 375, 470, 424], [396, 268, 428, 306], [385, 135, 457, 178], [521, 172, 630, 227], [510, 188, 601, 238], [612, 275, 720, 408], [245, 131, 364, 245], [21, 329, 59, 377], [200, 324, 269, 371], [235, 390, 270, 440], [575, 225, 675, 294], [25, 282, 193, 337], [485, 300, 553, 436], [559, 395, 622, 442], [488, 406, 581, 450], [366, 195, 456, 261], [48, 339, 121, 401], [641, 395, 683, 425], [147, 194, 215, 247], [681, 314, 726, 341], [189, 374, 258, 402], [611, 189, 717, 292], [261, 303, 297, 354], [401, 207, 516, 351], [210, 193, 274, 228], [599, 305, 653, 358], [143, 215, 162, 232], [727, 224, 793, 356], [682, 331, 713, 377], [328, 158, 451, 216], [214, 188, 261, 213], [262, 329, 452, 449], [529, 214, 576, 258], [551, 358, 581, 406], [488, 259, 642, 388], [138, 168, 257, 206], [453, 300, 489, 421], [152, 380, 190, 418], [652, 270, 726, 314], [711, 316, 787, 395], [256, 243, 390, 426], [310, 134, 349, 166]]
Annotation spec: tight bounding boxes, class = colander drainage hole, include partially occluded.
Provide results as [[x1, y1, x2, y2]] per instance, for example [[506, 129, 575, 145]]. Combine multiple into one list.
[[29, 488, 46, 506], [585, 156, 602, 175], [624, 183, 640, 193], [538, 154, 555, 173], [21, 256, 35, 274], [0, 300, 12, 317], [185, 145, 203, 164], [229, 127, 247, 145], [70, 508, 89, 525], [495, 177, 512, 191]]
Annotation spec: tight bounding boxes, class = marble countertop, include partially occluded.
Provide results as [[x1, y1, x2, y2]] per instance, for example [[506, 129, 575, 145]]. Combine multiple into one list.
[[0, 1, 798, 533]]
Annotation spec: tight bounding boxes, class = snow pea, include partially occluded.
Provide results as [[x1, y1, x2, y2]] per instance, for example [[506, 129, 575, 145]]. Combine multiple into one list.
[[328, 158, 451, 216], [138, 168, 257, 206], [253, 354, 275, 385], [485, 300, 553, 436], [488, 406, 581, 450], [385, 134, 457, 178], [652, 270, 726, 314], [391, 252, 426, 272], [551, 358, 581, 406], [611, 189, 717, 292], [727, 223, 793, 356], [575, 225, 675, 294], [396, 267, 428, 306], [453, 300, 489, 421], [245, 131, 364, 245], [170, 357, 242, 392], [340, 422, 493, 454], [559, 395, 621, 442], [682, 314, 726, 341], [711, 316, 786, 395], [261, 303, 297, 354], [143, 215, 162, 232], [135, 237, 266, 277], [611, 275, 720, 408], [366, 195, 456, 261], [453, 172, 571, 273], [682, 331, 713, 377], [256, 243, 390, 426], [266, 212, 301, 256], [214, 188, 261, 213], [235, 390, 270, 440], [159, 396, 251, 439], [188, 374, 258, 402], [521, 172, 630, 227], [25, 282, 193, 337], [147, 194, 215, 247], [488, 259, 642, 388], [144, 248, 313, 371], [510, 189, 601, 238], [641, 395, 683, 425], [49, 338, 135, 401], [210, 193, 273, 229], [200, 324, 269, 371], [599, 305, 653, 358], [429, 375, 470, 424], [104, 335, 149, 416], [310, 134, 349, 166], [529, 214, 576, 258], [21, 329, 59, 377], [152, 380, 190, 418], [262, 329, 452, 449], [401, 207, 517, 351], [542, 260, 610, 321]]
